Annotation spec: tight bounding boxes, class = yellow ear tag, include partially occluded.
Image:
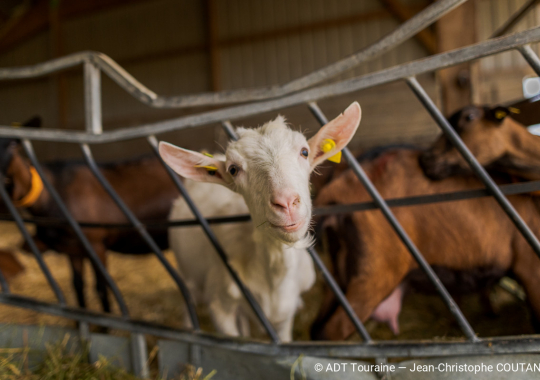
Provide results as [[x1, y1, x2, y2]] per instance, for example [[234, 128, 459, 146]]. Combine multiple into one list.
[[509, 107, 521, 114], [321, 139, 341, 163], [495, 110, 507, 120], [202, 152, 214, 158], [194, 164, 217, 175]]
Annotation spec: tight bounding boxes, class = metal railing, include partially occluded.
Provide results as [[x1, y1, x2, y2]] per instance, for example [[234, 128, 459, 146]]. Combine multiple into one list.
[[1, 0, 540, 371], [0, 0, 466, 110]]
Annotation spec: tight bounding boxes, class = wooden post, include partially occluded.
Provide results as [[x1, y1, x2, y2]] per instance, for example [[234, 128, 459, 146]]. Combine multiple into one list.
[[206, 0, 221, 92], [49, 0, 68, 129], [436, 0, 477, 115], [380, 0, 437, 54]]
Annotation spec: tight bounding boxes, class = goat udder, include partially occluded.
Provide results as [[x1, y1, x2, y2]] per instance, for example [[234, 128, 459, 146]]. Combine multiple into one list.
[[370, 284, 405, 335]]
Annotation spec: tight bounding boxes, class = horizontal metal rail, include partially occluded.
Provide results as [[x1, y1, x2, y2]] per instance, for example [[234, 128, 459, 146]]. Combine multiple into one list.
[[1, 293, 540, 359], [0, 26, 540, 144], [2, 180, 540, 229], [0, 0, 464, 108]]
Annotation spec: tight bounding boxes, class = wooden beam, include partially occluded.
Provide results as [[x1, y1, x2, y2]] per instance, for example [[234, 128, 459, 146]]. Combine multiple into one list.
[[380, 0, 436, 54], [436, 0, 477, 115], [206, 0, 221, 92]]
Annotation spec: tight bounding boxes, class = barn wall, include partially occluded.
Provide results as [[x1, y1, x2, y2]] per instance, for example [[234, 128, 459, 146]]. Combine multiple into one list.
[[0, 0, 438, 162], [476, 0, 540, 104]]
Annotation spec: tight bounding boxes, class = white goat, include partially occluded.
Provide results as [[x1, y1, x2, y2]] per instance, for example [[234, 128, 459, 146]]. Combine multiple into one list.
[[159, 102, 362, 341]]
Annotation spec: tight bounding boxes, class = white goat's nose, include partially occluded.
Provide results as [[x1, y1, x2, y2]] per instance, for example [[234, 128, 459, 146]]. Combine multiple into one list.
[[271, 190, 300, 212]]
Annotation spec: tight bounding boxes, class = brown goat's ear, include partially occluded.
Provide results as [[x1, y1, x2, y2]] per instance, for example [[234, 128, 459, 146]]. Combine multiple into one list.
[[159, 142, 230, 187], [308, 102, 361, 171], [485, 106, 510, 125]]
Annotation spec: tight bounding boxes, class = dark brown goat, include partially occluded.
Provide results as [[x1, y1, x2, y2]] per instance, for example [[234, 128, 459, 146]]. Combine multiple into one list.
[[420, 105, 540, 180], [0, 120, 178, 312], [312, 107, 540, 340]]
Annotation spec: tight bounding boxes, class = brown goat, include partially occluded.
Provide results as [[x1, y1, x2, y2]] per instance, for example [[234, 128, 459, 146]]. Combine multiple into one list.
[[312, 111, 540, 339], [0, 119, 178, 312], [420, 105, 540, 180], [0, 250, 24, 282]]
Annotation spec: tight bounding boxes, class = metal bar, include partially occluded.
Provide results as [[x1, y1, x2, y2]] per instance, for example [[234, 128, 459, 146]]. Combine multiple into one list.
[[0, 51, 92, 79], [0, 212, 251, 229], [147, 135, 280, 343], [306, 246, 372, 342], [21, 139, 129, 317], [518, 44, 540, 76], [0, 268, 9, 293], [79, 143, 199, 329], [84, 62, 102, 134], [221, 120, 372, 342], [490, 0, 540, 38], [0, 0, 465, 108], [2, 179, 540, 229], [308, 102, 478, 342], [4, 293, 540, 358], [407, 77, 540, 260], [314, 180, 540, 215], [0, 172, 66, 304], [2, 27, 540, 144], [130, 333, 149, 378]]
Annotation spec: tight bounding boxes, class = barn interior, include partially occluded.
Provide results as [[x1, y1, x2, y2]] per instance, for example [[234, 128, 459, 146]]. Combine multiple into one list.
[[0, 0, 539, 378]]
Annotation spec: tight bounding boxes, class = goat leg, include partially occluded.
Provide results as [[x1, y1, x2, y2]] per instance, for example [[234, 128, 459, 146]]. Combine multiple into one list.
[[89, 243, 111, 313], [69, 256, 86, 309]]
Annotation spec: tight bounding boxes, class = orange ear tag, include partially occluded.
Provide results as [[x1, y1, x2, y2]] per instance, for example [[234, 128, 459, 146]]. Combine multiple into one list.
[[321, 139, 341, 163]]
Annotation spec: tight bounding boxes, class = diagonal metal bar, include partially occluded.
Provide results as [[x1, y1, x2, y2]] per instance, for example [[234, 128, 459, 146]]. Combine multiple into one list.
[[518, 44, 540, 76], [490, 0, 540, 38], [21, 139, 129, 317], [79, 143, 199, 330], [0, 172, 66, 304], [222, 120, 372, 342], [308, 102, 478, 342], [147, 135, 280, 343], [0, 268, 9, 293], [406, 76, 540, 260]]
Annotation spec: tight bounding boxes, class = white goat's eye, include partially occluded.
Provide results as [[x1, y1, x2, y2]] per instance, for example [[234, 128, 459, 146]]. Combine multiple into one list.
[[301, 148, 309, 158], [228, 164, 239, 177]]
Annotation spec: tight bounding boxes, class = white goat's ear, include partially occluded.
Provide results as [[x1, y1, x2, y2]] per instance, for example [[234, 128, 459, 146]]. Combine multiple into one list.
[[307, 102, 361, 171], [159, 142, 229, 186]]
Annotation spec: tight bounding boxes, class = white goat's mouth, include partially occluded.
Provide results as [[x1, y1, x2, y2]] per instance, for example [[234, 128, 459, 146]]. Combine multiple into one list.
[[270, 221, 304, 233]]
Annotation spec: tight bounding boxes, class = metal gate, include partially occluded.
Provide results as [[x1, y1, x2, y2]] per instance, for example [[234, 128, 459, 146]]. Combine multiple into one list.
[[1, 0, 540, 377]]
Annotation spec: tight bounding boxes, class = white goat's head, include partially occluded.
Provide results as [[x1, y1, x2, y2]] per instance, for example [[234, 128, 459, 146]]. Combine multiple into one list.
[[159, 102, 361, 246]]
